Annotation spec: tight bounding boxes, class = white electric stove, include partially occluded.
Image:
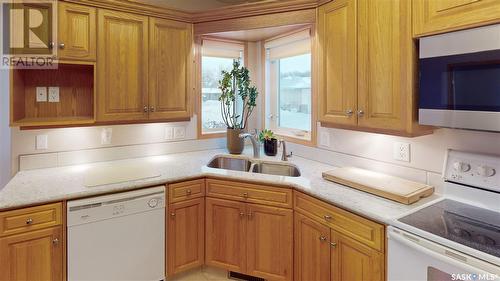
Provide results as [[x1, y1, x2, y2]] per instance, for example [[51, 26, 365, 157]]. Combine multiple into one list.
[[389, 149, 500, 281]]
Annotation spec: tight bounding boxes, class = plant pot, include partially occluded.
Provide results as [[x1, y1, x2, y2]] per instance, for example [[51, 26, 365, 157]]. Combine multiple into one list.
[[226, 128, 245, 154], [263, 139, 278, 156]]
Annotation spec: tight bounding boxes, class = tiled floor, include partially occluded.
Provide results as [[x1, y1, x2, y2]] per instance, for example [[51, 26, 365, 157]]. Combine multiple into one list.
[[168, 267, 232, 281]]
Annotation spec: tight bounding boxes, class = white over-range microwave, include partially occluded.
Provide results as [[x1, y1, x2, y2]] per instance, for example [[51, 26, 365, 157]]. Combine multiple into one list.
[[418, 24, 500, 132]]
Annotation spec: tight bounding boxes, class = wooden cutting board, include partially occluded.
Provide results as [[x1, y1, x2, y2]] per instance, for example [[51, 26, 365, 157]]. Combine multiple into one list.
[[322, 167, 434, 205]]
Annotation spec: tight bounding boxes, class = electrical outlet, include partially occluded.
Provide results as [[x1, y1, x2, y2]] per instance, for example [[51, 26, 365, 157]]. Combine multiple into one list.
[[393, 142, 410, 162], [48, 87, 60, 102], [101, 128, 112, 145], [36, 87, 47, 102], [164, 127, 174, 140], [173, 126, 186, 139], [320, 131, 330, 147], [36, 135, 48, 150]]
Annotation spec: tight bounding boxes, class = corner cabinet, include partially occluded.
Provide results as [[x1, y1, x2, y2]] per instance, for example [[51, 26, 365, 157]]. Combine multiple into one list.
[[149, 18, 193, 121], [413, 0, 500, 37], [97, 9, 149, 122], [318, 0, 431, 136]]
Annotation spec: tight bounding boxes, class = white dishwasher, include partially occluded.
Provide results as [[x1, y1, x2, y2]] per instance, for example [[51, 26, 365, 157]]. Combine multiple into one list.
[[67, 186, 166, 281]]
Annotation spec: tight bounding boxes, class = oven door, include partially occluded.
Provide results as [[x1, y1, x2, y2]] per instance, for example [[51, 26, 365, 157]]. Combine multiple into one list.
[[388, 227, 500, 281], [418, 24, 500, 132]]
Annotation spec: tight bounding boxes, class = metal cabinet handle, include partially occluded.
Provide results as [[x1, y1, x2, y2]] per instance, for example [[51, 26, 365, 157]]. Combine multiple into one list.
[[357, 110, 365, 117], [186, 189, 192, 195], [150, 106, 155, 112], [52, 238, 59, 245], [345, 109, 353, 117], [324, 215, 333, 220], [330, 242, 337, 248], [239, 212, 245, 217], [143, 105, 148, 112], [48, 42, 55, 49], [319, 236, 327, 242], [26, 218, 33, 225], [59, 43, 65, 49], [242, 192, 248, 198]]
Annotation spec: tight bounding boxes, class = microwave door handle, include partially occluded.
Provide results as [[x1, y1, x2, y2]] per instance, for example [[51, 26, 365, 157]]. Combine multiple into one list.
[[388, 230, 496, 275]]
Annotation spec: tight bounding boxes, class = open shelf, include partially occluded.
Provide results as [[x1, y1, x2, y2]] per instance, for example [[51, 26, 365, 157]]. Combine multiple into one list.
[[11, 63, 95, 128]]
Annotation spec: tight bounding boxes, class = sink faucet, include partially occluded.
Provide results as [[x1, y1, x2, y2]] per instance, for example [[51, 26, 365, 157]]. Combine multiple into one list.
[[239, 133, 260, 158], [279, 139, 293, 161]]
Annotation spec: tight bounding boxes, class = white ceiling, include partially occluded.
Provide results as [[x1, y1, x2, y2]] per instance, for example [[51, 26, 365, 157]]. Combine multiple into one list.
[[207, 24, 309, 42], [137, 0, 266, 12]]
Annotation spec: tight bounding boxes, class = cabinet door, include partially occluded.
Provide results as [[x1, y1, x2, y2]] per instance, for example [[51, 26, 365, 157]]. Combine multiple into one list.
[[0, 227, 63, 281], [246, 204, 293, 281], [331, 229, 384, 281], [413, 0, 500, 36], [294, 213, 330, 281], [167, 198, 204, 275], [317, 0, 357, 126], [357, 0, 411, 131], [205, 198, 246, 273], [58, 2, 96, 61], [97, 9, 149, 122], [149, 18, 192, 121]]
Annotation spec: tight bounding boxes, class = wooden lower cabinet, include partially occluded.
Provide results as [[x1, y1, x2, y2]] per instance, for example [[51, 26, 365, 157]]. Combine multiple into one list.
[[331, 230, 384, 281], [0, 226, 63, 281], [294, 212, 331, 281], [205, 198, 247, 273], [167, 198, 205, 275]]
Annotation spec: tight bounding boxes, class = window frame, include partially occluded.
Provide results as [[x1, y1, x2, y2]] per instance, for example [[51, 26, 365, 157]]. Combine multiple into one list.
[[197, 37, 248, 139], [262, 27, 317, 146]]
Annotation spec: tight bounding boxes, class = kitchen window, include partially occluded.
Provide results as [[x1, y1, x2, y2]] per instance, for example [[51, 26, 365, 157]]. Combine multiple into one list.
[[200, 39, 245, 135], [265, 29, 313, 142]]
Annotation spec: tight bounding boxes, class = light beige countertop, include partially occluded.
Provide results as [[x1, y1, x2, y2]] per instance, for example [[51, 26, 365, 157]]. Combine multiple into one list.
[[0, 149, 441, 224]]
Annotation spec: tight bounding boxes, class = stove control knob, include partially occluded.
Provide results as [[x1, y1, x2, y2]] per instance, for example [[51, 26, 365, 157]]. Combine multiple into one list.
[[476, 165, 496, 177], [453, 162, 471, 173]]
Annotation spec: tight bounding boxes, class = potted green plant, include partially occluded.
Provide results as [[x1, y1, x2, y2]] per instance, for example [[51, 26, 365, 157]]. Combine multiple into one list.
[[218, 60, 258, 154], [259, 129, 278, 156]]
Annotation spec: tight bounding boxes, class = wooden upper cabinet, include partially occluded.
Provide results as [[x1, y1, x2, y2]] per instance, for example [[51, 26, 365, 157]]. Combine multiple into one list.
[[205, 198, 247, 273], [167, 198, 205, 275], [97, 9, 149, 122], [246, 204, 293, 281], [58, 2, 96, 61], [357, 0, 411, 131], [149, 18, 193, 121], [413, 0, 500, 37], [317, 0, 357, 126], [0, 226, 63, 281], [331, 229, 384, 281], [294, 212, 330, 281]]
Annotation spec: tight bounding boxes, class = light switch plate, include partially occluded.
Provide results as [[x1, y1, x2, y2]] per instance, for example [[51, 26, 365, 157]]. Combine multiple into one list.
[[48, 87, 60, 102], [173, 126, 186, 139], [101, 128, 112, 145], [393, 142, 410, 162], [36, 135, 48, 150], [164, 127, 174, 140], [36, 87, 47, 102]]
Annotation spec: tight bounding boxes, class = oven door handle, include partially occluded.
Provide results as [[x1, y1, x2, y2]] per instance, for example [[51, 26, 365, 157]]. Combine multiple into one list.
[[388, 228, 500, 276]]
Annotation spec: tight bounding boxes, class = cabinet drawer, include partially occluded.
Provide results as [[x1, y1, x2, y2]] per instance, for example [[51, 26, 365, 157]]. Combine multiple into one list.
[[0, 203, 63, 237], [206, 179, 292, 208], [294, 191, 384, 251], [168, 179, 205, 204]]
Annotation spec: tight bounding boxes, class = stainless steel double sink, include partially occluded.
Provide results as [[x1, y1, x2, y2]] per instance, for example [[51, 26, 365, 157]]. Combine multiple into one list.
[[207, 155, 301, 177]]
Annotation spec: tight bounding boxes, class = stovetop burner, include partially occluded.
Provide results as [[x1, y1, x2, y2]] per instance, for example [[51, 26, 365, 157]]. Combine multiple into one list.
[[399, 199, 500, 258]]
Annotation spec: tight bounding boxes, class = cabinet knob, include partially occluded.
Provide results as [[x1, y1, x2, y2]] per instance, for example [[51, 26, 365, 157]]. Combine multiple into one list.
[[186, 189, 192, 195], [150, 106, 155, 112], [247, 212, 252, 219], [239, 212, 245, 217], [357, 110, 365, 117], [59, 43, 65, 49], [26, 218, 33, 225], [170, 212, 176, 217], [345, 109, 353, 117], [330, 242, 337, 248], [52, 238, 59, 245], [144, 105, 148, 113], [319, 236, 327, 242], [242, 192, 248, 198], [324, 214, 333, 220], [48, 42, 55, 49]]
